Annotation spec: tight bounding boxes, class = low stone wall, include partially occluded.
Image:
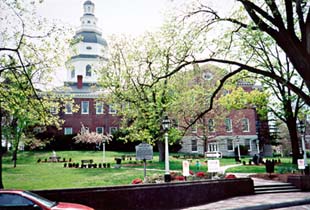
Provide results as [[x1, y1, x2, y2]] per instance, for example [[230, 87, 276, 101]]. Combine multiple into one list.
[[288, 175, 310, 191], [33, 178, 254, 210]]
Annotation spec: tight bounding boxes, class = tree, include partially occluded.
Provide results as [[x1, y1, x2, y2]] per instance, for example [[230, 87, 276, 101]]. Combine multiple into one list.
[[0, 0, 69, 187], [99, 17, 208, 161], [200, 4, 307, 163], [74, 123, 112, 147], [181, 0, 310, 105], [170, 64, 231, 153]]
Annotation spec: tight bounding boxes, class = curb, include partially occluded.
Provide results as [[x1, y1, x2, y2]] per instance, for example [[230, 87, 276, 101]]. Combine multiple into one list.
[[232, 198, 310, 210]]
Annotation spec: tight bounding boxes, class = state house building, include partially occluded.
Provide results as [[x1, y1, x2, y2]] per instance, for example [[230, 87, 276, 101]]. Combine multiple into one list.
[[51, 0, 271, 156]]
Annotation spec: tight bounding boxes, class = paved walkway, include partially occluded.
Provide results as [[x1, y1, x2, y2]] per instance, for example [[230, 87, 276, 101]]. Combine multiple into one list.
[[182, 173, 310, 210]]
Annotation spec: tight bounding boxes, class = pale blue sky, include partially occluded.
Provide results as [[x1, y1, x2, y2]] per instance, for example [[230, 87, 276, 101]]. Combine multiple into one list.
[[37, 0, 176, 36]]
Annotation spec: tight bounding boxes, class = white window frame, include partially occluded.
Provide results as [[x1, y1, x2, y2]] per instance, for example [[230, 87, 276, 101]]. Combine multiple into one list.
[[208, 119, 215, 132], [86, 64, 92, 77], [65, 103, 72, 114], [81, 101, 89, 114], [241, 118, 250, 132], [50, 106, 56, 114], [245, 139, 252, 151], [71, 69, 75, 78], [64, 127, 73, 135], [225, 118, 233, 132], [208, 143, 218, 152], [191, 139, 198, 152], [109, 127, 117, 134], [191, 121, 197, 133], [96, 102, 104, 114], [227, 139, 234, 151], [96, 127, 104, 134], [109, 104, 117, 114]]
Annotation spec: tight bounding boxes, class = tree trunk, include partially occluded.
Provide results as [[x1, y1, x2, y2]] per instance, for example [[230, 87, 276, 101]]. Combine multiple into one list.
[[12, 149, 17, 168], [157, 140, 165, 162], [286, 119, 300, 164]]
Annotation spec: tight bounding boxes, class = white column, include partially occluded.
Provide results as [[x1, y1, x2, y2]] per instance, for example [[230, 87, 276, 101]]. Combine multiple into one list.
[[165, 132, 170, 175], [301, 134, 308, 166], [102, 141, 105, 163]]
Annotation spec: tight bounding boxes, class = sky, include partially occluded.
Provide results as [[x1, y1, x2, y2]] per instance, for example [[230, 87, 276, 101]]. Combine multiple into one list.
[[37, 0, 176, 37], [34, 0, 235, 86]]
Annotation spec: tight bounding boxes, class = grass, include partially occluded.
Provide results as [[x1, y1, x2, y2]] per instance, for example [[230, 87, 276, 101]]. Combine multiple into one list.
[[2, 151, 297, 190]]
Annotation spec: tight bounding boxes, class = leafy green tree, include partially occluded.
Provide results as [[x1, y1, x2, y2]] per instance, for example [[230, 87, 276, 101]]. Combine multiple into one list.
[[0, 0, 69, 187], [99, 17, 208, 161], [181, 0, 310, 105]]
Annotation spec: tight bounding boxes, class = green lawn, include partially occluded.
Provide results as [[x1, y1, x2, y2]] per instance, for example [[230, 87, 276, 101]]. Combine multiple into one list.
[[2, 151, 297, 190]]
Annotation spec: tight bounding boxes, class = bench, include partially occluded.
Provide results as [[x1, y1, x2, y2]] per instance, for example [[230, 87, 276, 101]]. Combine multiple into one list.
[[81, 159, 94, 168], [205, 151, 222, 158]]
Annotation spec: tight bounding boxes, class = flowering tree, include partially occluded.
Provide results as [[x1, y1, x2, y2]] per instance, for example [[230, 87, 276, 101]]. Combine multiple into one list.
[[73, 124, 112, 145]]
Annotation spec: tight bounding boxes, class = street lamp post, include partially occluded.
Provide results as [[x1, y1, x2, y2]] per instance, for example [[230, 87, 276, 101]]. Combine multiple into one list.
[[162, 115, 171, 182], [298, 120, 308, 167], [102, 140, 106, 163]]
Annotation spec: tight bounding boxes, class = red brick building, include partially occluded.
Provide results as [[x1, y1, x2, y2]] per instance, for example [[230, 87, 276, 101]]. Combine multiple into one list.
[[52, 1, 120, 137]]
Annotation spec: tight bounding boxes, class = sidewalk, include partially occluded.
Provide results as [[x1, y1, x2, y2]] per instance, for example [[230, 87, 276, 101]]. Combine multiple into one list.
[[181, 173, 310, 210], [181, 192, 310, 210]]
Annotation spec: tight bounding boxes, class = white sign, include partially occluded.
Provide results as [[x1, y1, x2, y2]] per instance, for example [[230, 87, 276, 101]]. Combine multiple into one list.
[[208, 159, 220, 173], [182, 160, 190, 176], [298, 159, 305, 170], [135, 143, 153, 160]]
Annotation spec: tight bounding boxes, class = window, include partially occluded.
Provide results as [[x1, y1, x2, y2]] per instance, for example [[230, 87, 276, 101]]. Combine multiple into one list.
[[96, 102, 104, 114], [225, 118, 232, 132], [109, 104, 117, 114], [191, 120, 197, 133], [208, 119, 215, 132], [227, 139, 234, 151], [0, 193, 34, 206], [191, 139, 198, 152], [64, 127, 73, 135], [81, 101, 89, 114], [208, 143, 218, 152], [50, 106, 56, 114], [241, 118, 250, 132], [109, 127, 117, 134], [245, 139, 252, 151], [96, 127, 104, 134], [86, 64, 92, 77], [65, 103, 72, 114], [71, 69, 75, 78]]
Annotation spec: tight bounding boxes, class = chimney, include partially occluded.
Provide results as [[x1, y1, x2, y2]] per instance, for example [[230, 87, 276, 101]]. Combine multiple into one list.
[[77, 75, 83, 89]]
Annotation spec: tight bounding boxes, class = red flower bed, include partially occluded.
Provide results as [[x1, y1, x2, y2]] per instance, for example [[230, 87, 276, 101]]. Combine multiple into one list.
[[175, 175, 185, 181], [196, 172, 205, 177], [225, 174, 237, 179], [132, 178, 143, 184]]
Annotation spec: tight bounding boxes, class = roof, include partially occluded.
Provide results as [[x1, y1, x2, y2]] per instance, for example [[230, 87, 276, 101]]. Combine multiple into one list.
[[75, 31, 107, 46], [84, 1, 94, 6]]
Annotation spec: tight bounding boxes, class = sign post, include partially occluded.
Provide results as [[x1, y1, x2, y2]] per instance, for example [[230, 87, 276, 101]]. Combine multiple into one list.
[[298, 159, 305, 170], [208, 159, 220, 173], [182, 160, 190, 177], [136, 142, 153, 178]]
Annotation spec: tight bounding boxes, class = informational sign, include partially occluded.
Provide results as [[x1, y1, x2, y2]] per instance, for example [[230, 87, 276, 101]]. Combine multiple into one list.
[[136, 142, 153, 160], [208, 159, 220, 173], [298, 159, 305, 170], [182, 160, 190, 176]]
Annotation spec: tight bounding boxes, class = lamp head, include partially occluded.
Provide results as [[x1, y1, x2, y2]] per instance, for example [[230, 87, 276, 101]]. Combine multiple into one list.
[[162, 115, 171, 131]]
